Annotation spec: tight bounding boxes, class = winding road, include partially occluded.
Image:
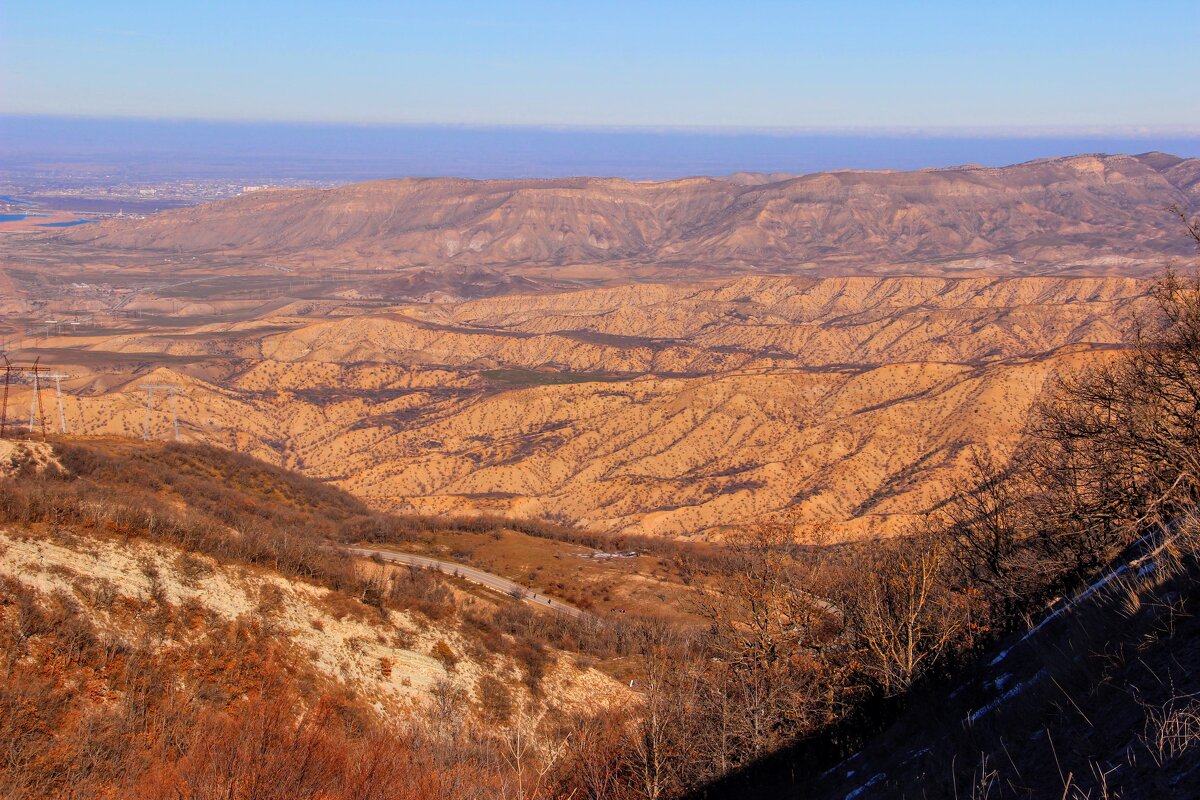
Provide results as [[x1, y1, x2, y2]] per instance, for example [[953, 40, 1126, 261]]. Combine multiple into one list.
[[347, 546, 596, 621]]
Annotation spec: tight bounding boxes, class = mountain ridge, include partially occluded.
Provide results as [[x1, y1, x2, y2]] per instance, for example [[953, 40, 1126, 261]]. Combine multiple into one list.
[[57, 153, 1200, 275]]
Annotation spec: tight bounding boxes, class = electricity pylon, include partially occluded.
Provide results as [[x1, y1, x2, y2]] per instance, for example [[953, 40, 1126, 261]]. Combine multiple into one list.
[[143, 385, 183, 441], [43, 374, 70, 434], [20, 358, 52, 440]]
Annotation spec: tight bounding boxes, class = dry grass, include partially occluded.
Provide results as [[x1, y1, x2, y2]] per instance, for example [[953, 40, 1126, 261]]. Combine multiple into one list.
[[1140, 692, 1200, 767]]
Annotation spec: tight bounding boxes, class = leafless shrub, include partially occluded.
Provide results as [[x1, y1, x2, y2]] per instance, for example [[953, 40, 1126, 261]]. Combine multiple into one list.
[[174, 552, 213, 586], [475, 674, 514, 723]]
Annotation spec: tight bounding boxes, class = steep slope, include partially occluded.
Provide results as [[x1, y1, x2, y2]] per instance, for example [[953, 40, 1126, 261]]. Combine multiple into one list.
[[696, 524, 1200, 800], [57, 154, 1200, 274]]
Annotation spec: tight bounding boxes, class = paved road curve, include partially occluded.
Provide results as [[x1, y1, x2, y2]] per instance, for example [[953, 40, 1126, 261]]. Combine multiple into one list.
[[347, 546, 596, 621]]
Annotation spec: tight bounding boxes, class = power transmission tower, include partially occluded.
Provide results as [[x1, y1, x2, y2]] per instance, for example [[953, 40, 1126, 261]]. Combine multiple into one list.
[[21, 358, 51, 440], [1, 355, 79, 440], [143, 385, 183, 441], [43, 374, 70, 434], [0, 355, 11, 439]]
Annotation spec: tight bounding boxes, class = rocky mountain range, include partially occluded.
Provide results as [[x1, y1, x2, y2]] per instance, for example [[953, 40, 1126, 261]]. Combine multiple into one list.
[[59, 153, 1200, 276]]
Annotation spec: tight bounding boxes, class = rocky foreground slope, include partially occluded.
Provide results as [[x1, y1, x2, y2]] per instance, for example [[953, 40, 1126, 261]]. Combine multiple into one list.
[[0, 438, 622, 703], [58, 153, 1200, 275], [0, 438, 642, 798]]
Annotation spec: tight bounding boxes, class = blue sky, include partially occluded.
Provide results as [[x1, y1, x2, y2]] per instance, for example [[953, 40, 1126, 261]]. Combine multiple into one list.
[[1, 1, 1196, 129]]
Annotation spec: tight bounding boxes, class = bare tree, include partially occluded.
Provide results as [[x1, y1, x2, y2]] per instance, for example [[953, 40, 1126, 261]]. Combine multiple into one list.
[[1025, 267, 1200, 583], [944, 450, 1062, 610], [693, 522, 847, 763], [560, 708, 632, 800], [499, 706, 570, 800], [844, 536, 969, 695]]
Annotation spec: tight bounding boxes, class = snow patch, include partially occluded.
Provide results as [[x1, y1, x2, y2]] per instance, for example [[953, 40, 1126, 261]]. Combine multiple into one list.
[[845, 772, 885, 799], [968, 670, 1045, 723]]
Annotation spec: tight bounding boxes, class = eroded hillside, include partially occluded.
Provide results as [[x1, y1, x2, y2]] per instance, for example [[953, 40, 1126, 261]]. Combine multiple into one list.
[[2, 275, 1150, 539]]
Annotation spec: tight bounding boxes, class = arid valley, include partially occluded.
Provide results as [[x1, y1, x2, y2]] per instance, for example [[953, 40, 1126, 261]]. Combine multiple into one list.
[[5, 145, 1200, 800], [10, 4, 1200, 797], [4, 153, 1197, 540]]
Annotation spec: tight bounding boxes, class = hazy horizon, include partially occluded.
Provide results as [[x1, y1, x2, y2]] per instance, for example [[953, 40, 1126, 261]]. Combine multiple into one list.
[[5, 114, 1200, 183], [7, 1, 1196, 183]]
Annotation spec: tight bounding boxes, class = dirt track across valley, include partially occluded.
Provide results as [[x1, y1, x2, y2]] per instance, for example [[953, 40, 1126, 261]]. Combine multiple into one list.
[[347, 546, 595, 621]]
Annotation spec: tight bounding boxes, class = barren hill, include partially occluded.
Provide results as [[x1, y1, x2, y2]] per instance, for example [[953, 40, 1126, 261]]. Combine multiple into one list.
[[58, 153, 1200, 275], [3, 274, 1152, 539]]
